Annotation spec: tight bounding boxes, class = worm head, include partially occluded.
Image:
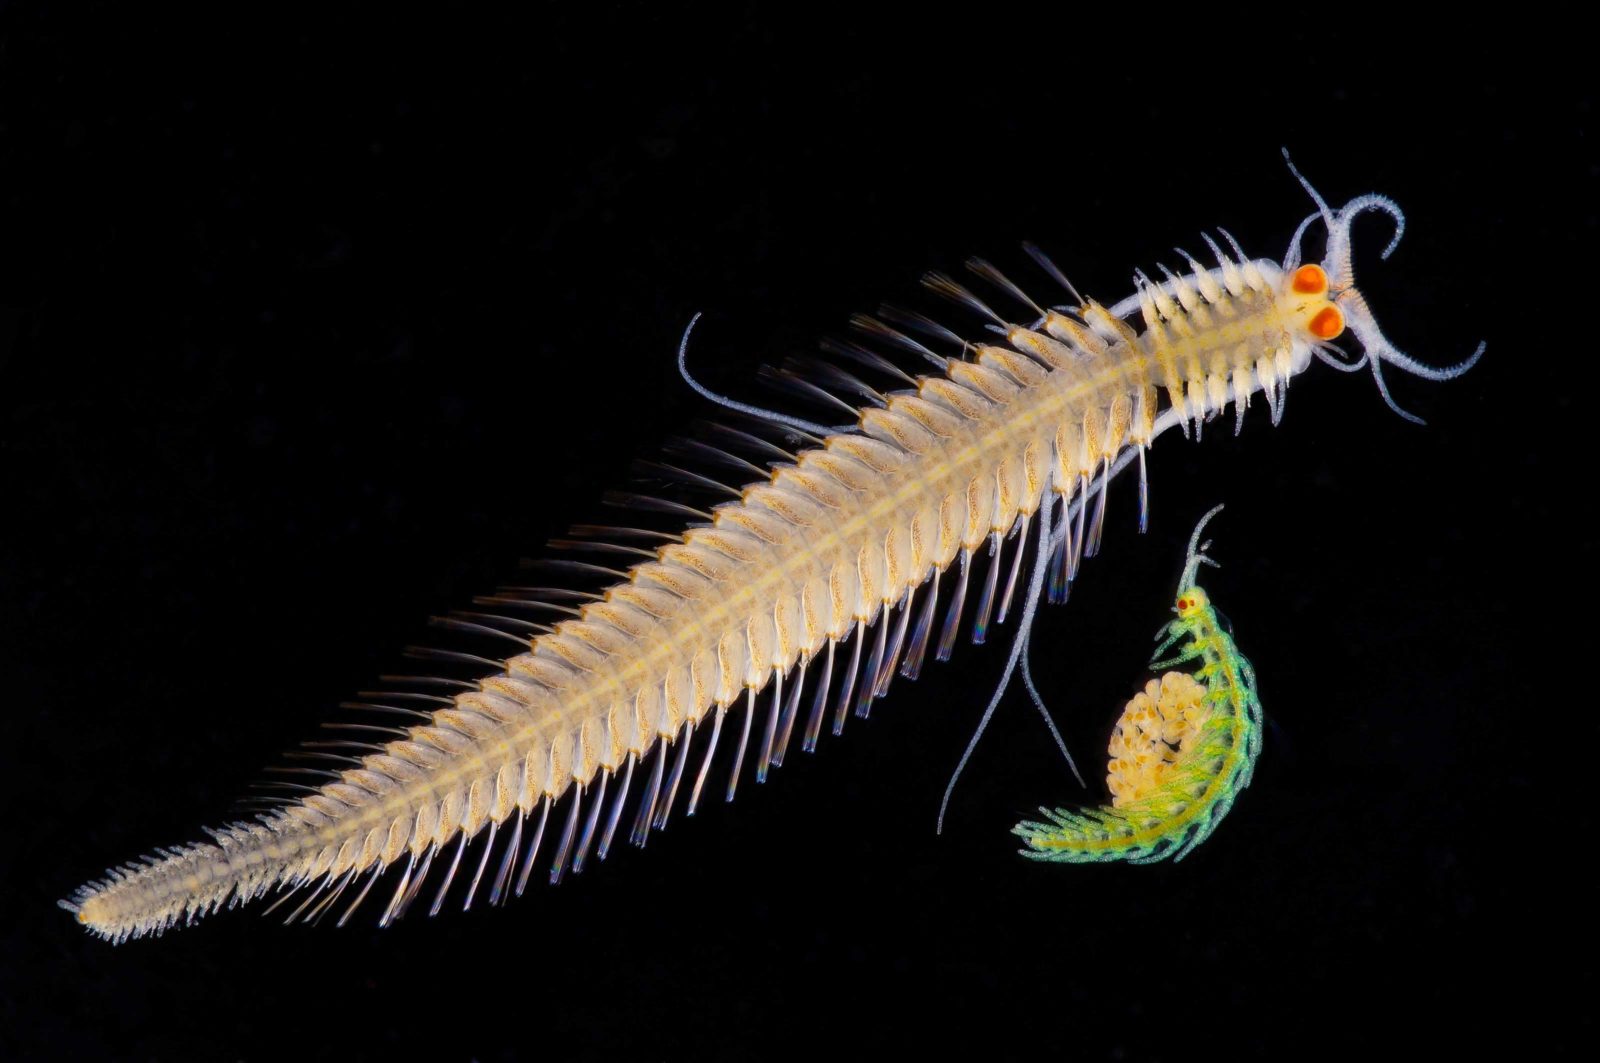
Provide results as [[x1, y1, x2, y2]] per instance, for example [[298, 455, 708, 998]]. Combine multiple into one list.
[[1277, 260, 1347, 348], [1279, 150, 1485, 424]]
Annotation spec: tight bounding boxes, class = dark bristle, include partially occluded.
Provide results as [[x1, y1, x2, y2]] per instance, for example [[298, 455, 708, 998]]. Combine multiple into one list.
[[662, 438, 771, 480], [818, 335, 918, 386], [339, 701, 433, 720], [298, 739, 386, 755], [849, 312, 948, 370], [877, 303, 966, 350], [1021, 241, 1085, 306], [402, 646, 506, 670], [474, 596, 583, 618], [832, 621, 863, 736], [654, 728, 693, 829], [247, 780, 321, 796], [966, 257, 1046, 318], [492, 586, 604, 602], [631, 738, 668, 846], [631, 460, 744, 499], [693, 420, 799, 463], [936, 549, 972, 662], [356, 690, 453, 704], [320, 722, 412, 739], [375, 676, 474, 691], [783, 355, 888, 408], [489, 811, 525, 906], [566, 524, 679, 542], [427, 832, 470, 917], [756, 364, 862, 421], [598, 755, 635, 859], [262, 765, 343, 781], [447, 609, 545, 633], [427, 616, 533, 649], [800, 640, 838, 755], [900, 568, 940, 681], [921, 271, 1005, 326], [601, 491, 714, 522], [544, 539, 661, 561], [518, 558, 632, 580], [573, 771, 608, 874], [548, 786, 582, 886]]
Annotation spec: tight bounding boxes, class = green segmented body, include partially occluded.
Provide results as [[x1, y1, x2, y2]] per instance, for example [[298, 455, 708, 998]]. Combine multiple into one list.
[[1014, 509, 1261, 863]]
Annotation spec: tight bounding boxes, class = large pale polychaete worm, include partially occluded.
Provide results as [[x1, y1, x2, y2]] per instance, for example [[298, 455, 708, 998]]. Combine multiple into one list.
[[64, 153, 1482, 942]]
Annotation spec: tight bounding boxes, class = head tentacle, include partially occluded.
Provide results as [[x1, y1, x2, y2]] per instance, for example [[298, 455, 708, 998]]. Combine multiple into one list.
[[1178, 504, 1224, 592], [1280, 148, 1485, 425]]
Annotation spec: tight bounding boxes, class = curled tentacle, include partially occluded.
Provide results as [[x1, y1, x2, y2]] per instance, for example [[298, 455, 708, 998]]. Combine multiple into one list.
[[1282, 150, 1485, 425]]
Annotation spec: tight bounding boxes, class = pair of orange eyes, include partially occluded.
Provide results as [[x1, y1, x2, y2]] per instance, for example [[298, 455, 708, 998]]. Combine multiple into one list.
[[1291, 264, 1345, 339]]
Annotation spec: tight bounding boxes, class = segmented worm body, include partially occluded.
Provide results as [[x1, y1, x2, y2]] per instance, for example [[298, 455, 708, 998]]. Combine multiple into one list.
[[1014, 506, 1262, 863], [64, 156, 1483, 942]]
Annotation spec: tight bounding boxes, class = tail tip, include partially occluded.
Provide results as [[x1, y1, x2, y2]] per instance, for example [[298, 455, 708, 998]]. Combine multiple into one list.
[[61, 882, 134, 941]]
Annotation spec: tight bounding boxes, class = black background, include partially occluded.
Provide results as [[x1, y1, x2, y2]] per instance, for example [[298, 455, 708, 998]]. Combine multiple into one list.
[[1, 8, 1587, 1060]]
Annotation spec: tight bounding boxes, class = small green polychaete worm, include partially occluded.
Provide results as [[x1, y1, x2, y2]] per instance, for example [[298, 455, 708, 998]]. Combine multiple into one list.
[[1013, 505, 1262, 863]]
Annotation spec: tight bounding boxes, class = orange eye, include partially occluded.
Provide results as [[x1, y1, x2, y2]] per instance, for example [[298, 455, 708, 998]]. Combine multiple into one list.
[[1309, 306, 1344, 340], [1177, 598, 1189, 610], [1291, 264, 1327, 295]]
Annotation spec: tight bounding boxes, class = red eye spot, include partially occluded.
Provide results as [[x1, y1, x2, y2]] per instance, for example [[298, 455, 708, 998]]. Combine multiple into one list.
[[1291, 264, 1327, 294], [1177, 599, 1188, 609], [1310, 306, 1345, 339]]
